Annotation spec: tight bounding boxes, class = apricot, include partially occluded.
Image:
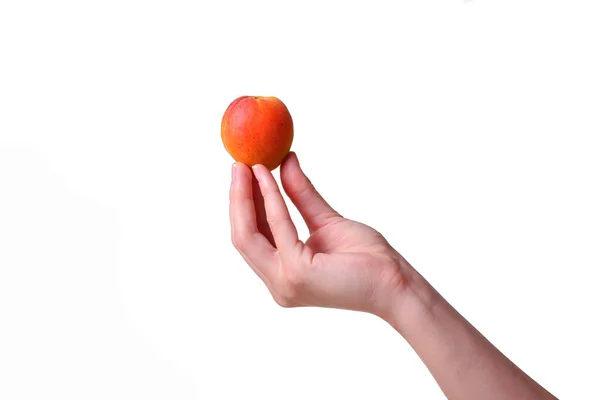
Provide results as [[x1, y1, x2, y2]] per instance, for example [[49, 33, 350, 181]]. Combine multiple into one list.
[[221, 96, 294, 171]]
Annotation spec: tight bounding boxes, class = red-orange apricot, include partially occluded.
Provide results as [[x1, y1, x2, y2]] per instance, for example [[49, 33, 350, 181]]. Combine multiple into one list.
[[221, 96, 294, 171]]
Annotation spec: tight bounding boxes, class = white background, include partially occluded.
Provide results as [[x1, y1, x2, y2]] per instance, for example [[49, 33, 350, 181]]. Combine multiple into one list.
[[1, 1, 599, 398]]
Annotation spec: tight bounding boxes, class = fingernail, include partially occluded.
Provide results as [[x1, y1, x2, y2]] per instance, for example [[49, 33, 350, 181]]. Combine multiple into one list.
[[251, 165, 262, 181], [231, 163, 237, 182]]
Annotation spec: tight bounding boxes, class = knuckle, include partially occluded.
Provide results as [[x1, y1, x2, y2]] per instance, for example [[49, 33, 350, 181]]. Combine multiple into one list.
[[231, 232, 245, 251], [293, 180, 314, 199], [266, 214, 292, 228], [287, 266, 306, 288], [272, 293, 294, 308], [276, 264, 306, 302], [262, 188, 283, 205]]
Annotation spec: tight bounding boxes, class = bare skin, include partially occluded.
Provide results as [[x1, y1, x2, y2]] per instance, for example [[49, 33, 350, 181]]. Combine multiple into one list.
[[229, 152, 557, 400]]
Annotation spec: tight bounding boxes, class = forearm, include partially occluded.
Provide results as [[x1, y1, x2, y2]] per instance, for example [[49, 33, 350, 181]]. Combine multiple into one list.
[[387, 263, 556, 400]]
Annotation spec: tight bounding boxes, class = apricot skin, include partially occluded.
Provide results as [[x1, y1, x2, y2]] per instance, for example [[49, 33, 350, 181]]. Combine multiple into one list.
[[221, 96, 294, 171]]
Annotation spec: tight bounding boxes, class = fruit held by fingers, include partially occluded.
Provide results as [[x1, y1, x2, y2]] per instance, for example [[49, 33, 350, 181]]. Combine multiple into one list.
[[221, 96, 294, 171]]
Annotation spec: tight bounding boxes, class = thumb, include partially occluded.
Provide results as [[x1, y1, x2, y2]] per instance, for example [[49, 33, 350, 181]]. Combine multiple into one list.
[[280, 152, 341, 233]]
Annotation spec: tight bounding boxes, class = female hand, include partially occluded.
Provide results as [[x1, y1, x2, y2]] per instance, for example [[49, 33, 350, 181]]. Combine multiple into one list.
[[229, 152, 558, 400], [229, 152, 409, 318]]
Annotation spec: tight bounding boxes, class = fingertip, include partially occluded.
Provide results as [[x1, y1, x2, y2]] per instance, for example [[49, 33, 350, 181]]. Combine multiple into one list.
[[237, 161, 250, 173], [284, 151, 299, 168], [231, 162, 253, 190], [281, 153, 307, 189], [281, 151, 299, 174], [251, 163, 269, 181], [285, 151, 297, 162]]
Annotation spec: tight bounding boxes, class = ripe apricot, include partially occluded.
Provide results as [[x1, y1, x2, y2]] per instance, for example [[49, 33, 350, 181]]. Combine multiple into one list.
[[221, 96, 294, 171]]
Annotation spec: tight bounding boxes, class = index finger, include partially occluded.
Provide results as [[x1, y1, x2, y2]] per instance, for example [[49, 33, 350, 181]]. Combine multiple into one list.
[[230, 162, 277, 281]]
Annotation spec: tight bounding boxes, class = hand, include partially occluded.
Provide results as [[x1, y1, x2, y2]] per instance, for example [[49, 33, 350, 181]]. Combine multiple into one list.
[[229, 153, 558, 399], [229, 152, 409, 317]]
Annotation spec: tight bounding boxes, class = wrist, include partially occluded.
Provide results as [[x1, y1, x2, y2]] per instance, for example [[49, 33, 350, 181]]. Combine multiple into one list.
[[383, 257, 441, 338]]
